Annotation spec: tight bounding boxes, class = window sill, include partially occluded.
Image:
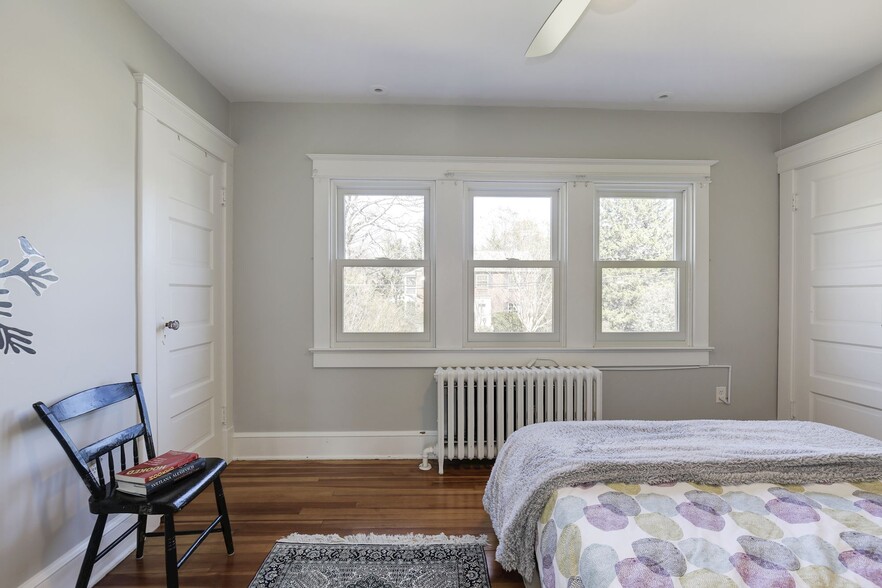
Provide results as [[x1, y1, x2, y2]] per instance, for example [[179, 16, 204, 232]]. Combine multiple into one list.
[[309, 347, 713, 368]]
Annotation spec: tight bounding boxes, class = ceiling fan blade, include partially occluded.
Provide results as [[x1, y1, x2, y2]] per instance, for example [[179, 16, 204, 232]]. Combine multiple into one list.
[[525, 0, 593, 58]]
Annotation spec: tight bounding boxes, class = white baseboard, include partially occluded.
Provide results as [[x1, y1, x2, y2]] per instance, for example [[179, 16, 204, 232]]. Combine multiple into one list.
[[232, 430, 439, 460], [19, 514, 148, 588]]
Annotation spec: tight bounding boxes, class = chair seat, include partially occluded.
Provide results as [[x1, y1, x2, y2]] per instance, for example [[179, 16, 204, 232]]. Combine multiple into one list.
[[90, 457, 228, 515]]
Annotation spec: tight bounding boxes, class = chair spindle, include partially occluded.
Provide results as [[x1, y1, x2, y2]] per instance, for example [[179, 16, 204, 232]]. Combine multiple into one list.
[[95, 458, 105, 488]]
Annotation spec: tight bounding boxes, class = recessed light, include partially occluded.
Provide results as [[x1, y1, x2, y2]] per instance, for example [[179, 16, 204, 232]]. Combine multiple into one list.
[[371, 85, 387, 95], [655, 92, 672, 101]]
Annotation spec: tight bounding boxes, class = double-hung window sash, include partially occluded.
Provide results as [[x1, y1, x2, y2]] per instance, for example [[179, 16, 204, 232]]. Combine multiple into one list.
[[466, 182, 562, 344], [595, 186, 688, 343], [335, 184, 432, 344]]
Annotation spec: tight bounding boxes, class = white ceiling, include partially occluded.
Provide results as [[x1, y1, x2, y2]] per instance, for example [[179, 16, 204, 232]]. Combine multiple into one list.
[[126, 0, 882, 113]]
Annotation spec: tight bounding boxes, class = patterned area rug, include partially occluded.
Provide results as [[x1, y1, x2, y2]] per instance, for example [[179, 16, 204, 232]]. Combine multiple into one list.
[[249, 533, 491, 588]]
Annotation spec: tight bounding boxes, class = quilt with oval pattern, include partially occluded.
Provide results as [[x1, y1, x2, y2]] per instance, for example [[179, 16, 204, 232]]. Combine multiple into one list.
[[536, 480, 882, 587]]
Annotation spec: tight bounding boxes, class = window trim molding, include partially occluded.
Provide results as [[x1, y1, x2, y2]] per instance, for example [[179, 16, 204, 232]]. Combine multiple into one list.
[[310, 347, 716, 368], [310, 154, 716, 367]]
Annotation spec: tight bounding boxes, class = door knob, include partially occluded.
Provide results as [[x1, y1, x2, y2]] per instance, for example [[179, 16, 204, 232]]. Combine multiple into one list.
[[164, 320, 181, 331]]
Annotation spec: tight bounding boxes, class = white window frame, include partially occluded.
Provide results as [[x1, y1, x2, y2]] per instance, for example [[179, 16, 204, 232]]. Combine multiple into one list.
[[594, 185, 690, 344], [310, 155, 714, 368], [332, 181, 434, 347], [466, 182, 564, 345]]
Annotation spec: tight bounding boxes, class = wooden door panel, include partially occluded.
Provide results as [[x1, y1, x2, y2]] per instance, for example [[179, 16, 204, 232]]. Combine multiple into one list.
[[169, 284, 212, 326], [795, 144, 882, 439], [810, 393, 882, 439], [168, 342, 213, 393], [808, 377, 881, 411], [155, 122, 225, 457], [167, 153, 216, 213], [813, 225, 882, 269], [166, 398, 215, 451], [813, 286, 882, 322], [168, 218, 213, 268], [169, 381, 215, 422], [812, 158, 882, 215], [810, 324, 882, 348]]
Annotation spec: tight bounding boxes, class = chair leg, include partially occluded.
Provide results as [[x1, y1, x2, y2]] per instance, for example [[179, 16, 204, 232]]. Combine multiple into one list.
[[213, 478, 235, 555], [136, 514, 147, 559], [163, 515, 179, 588], [76, 514, 107, 588]]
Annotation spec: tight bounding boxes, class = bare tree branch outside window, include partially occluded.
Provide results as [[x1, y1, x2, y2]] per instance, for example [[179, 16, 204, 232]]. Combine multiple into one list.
[[473, 195, 554, 334], [341, 194, 426, 334]]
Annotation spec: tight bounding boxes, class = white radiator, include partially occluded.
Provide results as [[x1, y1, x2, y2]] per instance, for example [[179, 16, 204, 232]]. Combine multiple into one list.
[[429, 366, 602, 474]]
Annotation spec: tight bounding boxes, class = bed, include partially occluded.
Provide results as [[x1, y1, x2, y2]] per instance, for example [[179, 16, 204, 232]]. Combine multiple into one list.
[[482, 420, 882, 587]]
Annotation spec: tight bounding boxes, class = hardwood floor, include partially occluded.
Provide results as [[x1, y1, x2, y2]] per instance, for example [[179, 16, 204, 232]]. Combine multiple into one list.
[[97, 459, 525, 587]]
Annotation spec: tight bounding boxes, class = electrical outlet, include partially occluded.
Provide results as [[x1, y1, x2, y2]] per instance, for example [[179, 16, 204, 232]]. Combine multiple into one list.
[[716, 386, 729, 404]]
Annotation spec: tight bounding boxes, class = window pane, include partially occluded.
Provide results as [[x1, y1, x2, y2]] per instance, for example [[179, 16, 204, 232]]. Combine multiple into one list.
[[598, 197, 676, 261], [473, 196, 552, 260], [601, 267, 678, 333], [474, 267, 553, 333], [343, 194, 424, 260], [343, 267, 424, 333]]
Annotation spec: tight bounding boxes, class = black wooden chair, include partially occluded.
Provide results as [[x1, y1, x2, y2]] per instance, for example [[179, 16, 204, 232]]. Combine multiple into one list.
[[33, 373, 234, 588]]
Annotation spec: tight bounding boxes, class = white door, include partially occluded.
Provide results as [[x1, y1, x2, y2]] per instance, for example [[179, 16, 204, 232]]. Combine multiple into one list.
[[792, 143, 882, 439], [137, 74, 234, 460], [152, 121, 226, 456]]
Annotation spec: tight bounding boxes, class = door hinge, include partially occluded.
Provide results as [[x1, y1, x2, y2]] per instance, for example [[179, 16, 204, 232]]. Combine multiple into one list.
[[791, 192, 799, 211], [220, 187, 227, 207], [221, 405, 227, 425]]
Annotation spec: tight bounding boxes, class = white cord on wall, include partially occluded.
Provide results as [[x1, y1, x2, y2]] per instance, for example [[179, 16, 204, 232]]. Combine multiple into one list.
[[594, 364, 733, 405]]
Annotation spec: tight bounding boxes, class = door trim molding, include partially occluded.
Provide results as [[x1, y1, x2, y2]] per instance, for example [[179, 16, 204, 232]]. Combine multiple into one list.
[[134, 73, 235, 458], [776, 109, 882, 172], [775, 109, 882, 420], [777, 170, 797, 420], [134, 74, 235, 161]]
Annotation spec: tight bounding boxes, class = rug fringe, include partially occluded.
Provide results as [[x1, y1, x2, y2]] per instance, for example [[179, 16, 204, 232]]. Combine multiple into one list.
[[278, 532, 489, 546]]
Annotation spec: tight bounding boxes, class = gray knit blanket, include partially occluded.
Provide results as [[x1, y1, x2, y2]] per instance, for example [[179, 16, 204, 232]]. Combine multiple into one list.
[[482, 419, 882, 581]]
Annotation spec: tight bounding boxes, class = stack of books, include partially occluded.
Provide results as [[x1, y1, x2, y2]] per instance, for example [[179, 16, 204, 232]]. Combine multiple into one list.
[[115, 450, 205, 496]]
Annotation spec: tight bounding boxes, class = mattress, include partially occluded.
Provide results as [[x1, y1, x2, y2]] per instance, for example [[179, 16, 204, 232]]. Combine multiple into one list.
[[536, 480, 882, 587]]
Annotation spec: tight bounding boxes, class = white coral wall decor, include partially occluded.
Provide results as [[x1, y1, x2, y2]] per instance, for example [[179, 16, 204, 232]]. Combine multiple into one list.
[[0, 236, 59, 355]]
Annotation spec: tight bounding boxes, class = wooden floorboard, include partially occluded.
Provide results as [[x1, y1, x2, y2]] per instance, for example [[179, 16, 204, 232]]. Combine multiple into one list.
[[96, 459, 524, 587]]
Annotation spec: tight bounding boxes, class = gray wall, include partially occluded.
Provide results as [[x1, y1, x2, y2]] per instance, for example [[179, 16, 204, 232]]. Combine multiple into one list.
[[0, 1, 228, 585], [230, 103, 781, 433], [781, 62, 882, 148]]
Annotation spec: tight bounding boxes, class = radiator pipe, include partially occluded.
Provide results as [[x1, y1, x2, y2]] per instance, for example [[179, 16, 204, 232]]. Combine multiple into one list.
[[419, 445, 436, 471]]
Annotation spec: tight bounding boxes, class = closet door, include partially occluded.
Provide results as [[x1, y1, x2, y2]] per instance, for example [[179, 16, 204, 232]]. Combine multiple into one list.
[[792, 143, 882, 439], [136, 74, 235, 459]]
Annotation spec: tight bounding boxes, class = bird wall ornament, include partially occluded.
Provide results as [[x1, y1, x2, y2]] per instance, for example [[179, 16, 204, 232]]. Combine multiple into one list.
[[0, 236, 59, 355], [18, 235, 44, 258]]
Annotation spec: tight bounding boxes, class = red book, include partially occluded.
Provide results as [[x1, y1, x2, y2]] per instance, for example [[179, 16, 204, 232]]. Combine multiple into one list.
[[116, 450, 199, 485], [116, 458, 206, 496]]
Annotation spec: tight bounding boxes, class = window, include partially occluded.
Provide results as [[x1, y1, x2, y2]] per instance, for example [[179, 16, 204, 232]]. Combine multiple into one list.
[[595, 187, 688, 343], [467, 183, 561, 343], [311, 155, 712, 367], [334, 183, 432, 344]]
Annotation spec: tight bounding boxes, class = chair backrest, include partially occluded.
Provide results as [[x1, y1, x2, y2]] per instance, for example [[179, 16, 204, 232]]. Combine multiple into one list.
[[33, 373, 156, 499]]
